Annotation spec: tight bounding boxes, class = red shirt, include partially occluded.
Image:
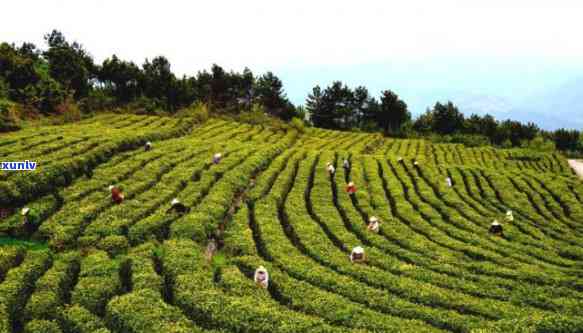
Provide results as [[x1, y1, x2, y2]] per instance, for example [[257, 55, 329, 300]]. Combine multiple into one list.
[[346, 185, 357, 194], [111, 188, 124, 204]]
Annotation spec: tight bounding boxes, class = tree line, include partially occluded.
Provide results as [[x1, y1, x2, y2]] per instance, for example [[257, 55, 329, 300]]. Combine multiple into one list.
[[0, 30, 581, 154]]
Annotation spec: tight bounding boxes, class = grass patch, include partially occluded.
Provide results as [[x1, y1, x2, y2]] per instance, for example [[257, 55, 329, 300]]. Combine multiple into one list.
[[0, 236, 48, 251]]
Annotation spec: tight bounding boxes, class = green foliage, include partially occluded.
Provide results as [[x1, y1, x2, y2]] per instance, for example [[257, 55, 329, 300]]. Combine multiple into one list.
[[413, 109, 433, 133], [378, 89, 410, 135], [61, 305, 110, 333], [175, 102, 209, 123], [237, 103, 268, 125], [501, 139, 513, 148], [0, 98, 20, 132], [0, 78, 8, 98], [43, 30, 95, 99], [0, 247, 26, 281], [523, 135, 556, 152], [430, 101, 465, 135], [494, 120, 539, 147], [450, 133, 491, 147], [98, 54, 141, 103], [289, 117, 305, 133], [483, 313, 583, 332], [71, 251, 121, 316], [255, 72, 296, 121], [126, 96, 164, 115], [0, 251, 52, 329], [24, 319, 63, 333], [56, 96, 81, 124], [554, 128, 580, 152], [79, 89, 116, 115], [97, 235, 129, 256], [106, 289, 201, 333], [0, 115, 194, 207], [308, 81, 379, 130], [128, 243, 163, 294]]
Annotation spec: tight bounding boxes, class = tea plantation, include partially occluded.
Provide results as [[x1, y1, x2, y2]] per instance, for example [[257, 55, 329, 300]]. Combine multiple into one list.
[[1, 114, 582, 332]]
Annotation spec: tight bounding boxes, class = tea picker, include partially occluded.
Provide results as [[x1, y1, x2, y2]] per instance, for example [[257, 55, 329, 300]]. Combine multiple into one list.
[[167, 198, 190, 215], [326, 162, 335, 175], [346, 182, 357, 195], [489, 220, 504, 237], [254, 266, 269, 289], [367, 216, 380, 233], [213, 153, 223, 164], [343, 159, 350, 171], [350, 246, 366, 263], [109, 185, 125, 204], [21, 207, 39, 226], [145, 141, 152, 151]]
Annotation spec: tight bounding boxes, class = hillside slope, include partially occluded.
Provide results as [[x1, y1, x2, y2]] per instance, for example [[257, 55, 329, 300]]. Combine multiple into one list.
[[0, 114, 582, 333]]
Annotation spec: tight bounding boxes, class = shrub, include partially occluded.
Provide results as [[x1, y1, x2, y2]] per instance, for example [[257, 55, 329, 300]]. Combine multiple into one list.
[[0, 251, 52, 329], [523, 135, 556, 152], [24, 319, 63, 333], [175, 102, 209, 123], [501, 139, 513, 148], [484, 313, 583, 332], [71, 251, 121, 316], [289, 117, 306, 133], [97, 235, 129, 256], [61, 305, 109, 333], [106, 289, 199, 333], [237, 103, 287, 129], [128, 96, 163, 115], [0, 98, 20, 132], [55, 96, 81, 124], [0, 247, 25, 280], [79, 90, 115, 115], [23, 291, 62, 322], [237, 103, 269, 125], [449, 133, 490, 147], [0, 78, 8, 99]]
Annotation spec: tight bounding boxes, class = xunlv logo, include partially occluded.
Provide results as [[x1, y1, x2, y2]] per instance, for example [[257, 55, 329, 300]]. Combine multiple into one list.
[[0, 160, 37, 171]]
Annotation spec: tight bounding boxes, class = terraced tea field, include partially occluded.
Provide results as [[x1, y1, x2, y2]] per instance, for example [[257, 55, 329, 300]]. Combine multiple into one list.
[[1, 114, 582, 332]]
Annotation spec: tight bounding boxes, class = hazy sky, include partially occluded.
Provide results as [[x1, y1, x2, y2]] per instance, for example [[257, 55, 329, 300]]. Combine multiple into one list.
[[2, 0, 583, 115]]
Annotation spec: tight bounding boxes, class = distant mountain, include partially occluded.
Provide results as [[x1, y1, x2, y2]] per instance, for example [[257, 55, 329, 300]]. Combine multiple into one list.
[[449, 93, 516, 117], [447, 79, 583, 130], [518, 77, 583, 130]]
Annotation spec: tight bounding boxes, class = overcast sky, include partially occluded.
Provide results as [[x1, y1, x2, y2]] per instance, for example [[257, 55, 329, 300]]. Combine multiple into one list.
[[2, 0, 583, 115]]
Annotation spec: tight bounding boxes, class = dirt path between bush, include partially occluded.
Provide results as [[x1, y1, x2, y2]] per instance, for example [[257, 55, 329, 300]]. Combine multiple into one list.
[[568, 160, 583, 179]]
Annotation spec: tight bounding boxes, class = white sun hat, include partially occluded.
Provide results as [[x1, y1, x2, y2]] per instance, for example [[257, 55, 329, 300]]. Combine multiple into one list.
[[171, 198, 180, 206], [492, 220, 500, 226], [108, 185, 115, 191], [21, 207, 30, 215], [353, 246, 364, 254]]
